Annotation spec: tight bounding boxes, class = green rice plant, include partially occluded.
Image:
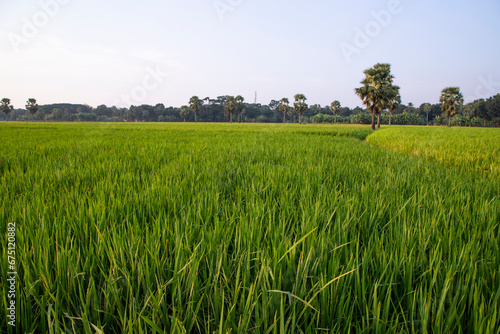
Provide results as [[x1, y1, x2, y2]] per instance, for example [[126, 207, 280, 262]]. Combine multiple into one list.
[[0, 122, 498, 333], [366, 126, 500, 176]]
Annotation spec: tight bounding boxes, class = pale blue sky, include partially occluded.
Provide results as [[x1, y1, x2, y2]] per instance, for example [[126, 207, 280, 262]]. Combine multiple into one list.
[[1, 0, 499, 109]]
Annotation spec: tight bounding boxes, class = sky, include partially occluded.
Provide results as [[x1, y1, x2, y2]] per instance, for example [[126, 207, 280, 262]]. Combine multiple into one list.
[[1, 0, 500, 109]]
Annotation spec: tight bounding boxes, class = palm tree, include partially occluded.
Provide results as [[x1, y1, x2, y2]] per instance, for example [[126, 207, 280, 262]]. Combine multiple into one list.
[[407, 102, 414, 112], [294, 94, 308, 124], [330, 100, 341, 123], [355, 63, 396, 130], [224, 96, 236, 123], [278, 98, 289, 123], [386, 91, 401, 126], [189, 96, 203, 123], [179, 105, 190, 122], [287, 105, 296, 123], [355, 85, 375, 128], [26, 98, 39, 115], [202, 97, 210, 114], [440, 87, 463, 127], [1, 98, 14, 121], [235, 95, 245, 123], [422, 103, 432, 125]]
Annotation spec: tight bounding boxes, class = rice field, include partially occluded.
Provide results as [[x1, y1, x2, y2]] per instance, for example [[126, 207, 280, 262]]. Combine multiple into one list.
[[366, 126, 500, 176], [1, 123, 499, 333]]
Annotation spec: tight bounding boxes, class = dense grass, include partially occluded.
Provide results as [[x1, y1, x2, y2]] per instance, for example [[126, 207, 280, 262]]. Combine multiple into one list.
[[1, 123, 499, 333], [366, 126, 500, 176]]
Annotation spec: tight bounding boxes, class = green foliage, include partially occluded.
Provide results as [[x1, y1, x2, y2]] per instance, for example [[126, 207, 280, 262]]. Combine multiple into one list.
[[313, 112, 426, 126], [279, 98, 290, 123], [0, 98, 14, 116], [2, 95, 499, 126], [189, 96, 203, 123], [432, 114, 489, 127], [355, 63, 399, 130], [224, 96, 236, 123], [25, 98, 39, 115], [350, 112, 372, 124], [52, 108, 63, 121], [388, 111, 425, 125], [269, 99, 280, 110], [293, 94, 308, 124], [472, 94, 500, 126], [0, 123, 499, 333], [179, 105, 190, 122], [386, 92, 401, 126], [421, 102, 432, 125], [330, 100, 341, 123], [311, 113, 334, 124], [235, 95, 245, 123], [440, 87, 464, 127]]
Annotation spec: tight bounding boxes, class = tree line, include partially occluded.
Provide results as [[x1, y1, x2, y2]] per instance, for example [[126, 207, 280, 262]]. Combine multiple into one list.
[[1, 65, 499, 127], [2, 95, 498, 127]]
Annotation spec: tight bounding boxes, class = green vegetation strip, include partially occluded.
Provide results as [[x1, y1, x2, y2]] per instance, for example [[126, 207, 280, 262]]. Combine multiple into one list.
[[0, 123, 499, 333], [367, 126, 500, 176]]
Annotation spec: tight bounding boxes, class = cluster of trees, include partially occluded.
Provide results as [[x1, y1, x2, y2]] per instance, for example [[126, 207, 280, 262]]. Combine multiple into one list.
[[1, 98, 39, 119], [352, 63, 499, 128], [355, 63, 401, 130], [0, 99, 285, 123], [2, 66, 499, 126], [180, 95, 246, 123]]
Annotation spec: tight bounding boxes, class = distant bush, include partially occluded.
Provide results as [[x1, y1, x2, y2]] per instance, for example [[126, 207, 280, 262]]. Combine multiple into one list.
[[350, 112, 372, 124]]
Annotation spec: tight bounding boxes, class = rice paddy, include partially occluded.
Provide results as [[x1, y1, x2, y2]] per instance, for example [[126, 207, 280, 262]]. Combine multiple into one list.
[[1, 122, 499, 333], [367, 126, 500, 176]]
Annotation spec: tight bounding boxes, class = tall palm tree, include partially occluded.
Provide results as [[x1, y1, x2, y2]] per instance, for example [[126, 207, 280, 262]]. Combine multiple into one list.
[[179, 105, 190, 122], [278, 98, 289, 123], [202, 97, 210, 114], [189, 96, 203, 123], [378, 85, 400, 128], [440, 87, 463, 127], [407, 102, 414, 112], [355, 63, 396, 130], [287, 105, 296, 123], [235, 95, 245, 123], [0, 98, 14, 121], [294, 94, 308, 124], [386, 91, 401, 126], [26, 98, 39, 115], [355, 85, 375, 128], [224, 96, 236, 123], [422, 103, 432, 126], [330, 100, 341, 123]]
